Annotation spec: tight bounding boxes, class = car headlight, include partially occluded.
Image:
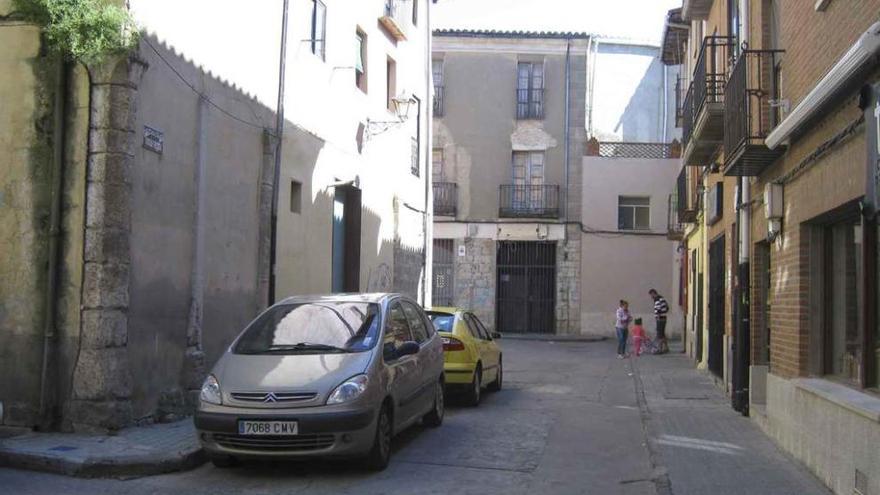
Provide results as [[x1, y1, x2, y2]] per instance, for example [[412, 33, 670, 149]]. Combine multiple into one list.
[[200, 374, 222, 405], [326, 375, 369, 405]]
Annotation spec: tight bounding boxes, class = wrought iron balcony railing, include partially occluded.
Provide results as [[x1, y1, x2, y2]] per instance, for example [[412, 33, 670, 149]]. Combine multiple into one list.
[[598, 142, 677, 159], [693, 36, 735, 120], [499, 184, 560, 218], [676, 165, 698, 223], [433, 85, 444, 117], [433, 182, 457, 216], [723, 49, 786, 176], [682, 36, 736, 166], [675, 76, 685, 128], [682, 81, 694, 150], [667, 193, 684, 240]]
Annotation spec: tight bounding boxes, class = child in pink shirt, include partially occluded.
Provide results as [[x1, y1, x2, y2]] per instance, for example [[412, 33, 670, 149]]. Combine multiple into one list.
[[631, 318, 646, 357]]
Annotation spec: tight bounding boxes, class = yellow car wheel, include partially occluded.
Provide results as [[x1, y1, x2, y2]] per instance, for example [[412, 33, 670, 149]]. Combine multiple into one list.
[[464, 365, 482, 406]]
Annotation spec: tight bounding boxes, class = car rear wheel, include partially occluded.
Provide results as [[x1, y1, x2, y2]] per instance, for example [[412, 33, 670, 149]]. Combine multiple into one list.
[[488, 357, 502, 392], [464, 365, 482, 406], [422, 379, 445, 427], [364, 405, 392, 471]]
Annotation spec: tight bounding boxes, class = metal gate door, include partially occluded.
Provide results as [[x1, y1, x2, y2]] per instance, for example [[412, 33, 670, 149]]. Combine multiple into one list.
[[496, 241, 556, 333], [708, 236, 726, 377], [432, 239, 454, 307]]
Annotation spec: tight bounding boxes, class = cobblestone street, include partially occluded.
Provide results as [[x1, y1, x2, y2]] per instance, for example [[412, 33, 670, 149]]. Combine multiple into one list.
[[0, 339, 829, 495]]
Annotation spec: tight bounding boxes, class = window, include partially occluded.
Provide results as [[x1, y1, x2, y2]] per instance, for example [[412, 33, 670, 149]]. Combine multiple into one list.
[[386, 56, 397, 112], [355, 30, 368, 93], [463, 314, 481, 340], [402, 302, 429, 343], [432, 148, 444, 181], [822, 221, 863, 385], [516, 62, 544, 119], [511, 151, 545, 210], [309, 0, 326, 60], [383, 302, 413, 361], [432, 60, 444, 116], [471, 314, 493, 340], [618, 196, 651, 230], [290, 180, 302, 213]]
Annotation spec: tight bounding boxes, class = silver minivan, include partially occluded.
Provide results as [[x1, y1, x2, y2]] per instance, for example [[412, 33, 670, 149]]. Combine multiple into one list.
[[194, 293, 445, 470]]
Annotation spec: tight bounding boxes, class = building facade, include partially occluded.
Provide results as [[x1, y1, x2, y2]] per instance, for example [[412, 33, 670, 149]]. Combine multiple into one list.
[[666, 1, 880, 493], [431, 30, 681, 336], [0, 0, 433, 431]]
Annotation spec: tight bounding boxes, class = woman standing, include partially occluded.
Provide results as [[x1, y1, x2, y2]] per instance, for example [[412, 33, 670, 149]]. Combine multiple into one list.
[[615, 300, 632, 359]]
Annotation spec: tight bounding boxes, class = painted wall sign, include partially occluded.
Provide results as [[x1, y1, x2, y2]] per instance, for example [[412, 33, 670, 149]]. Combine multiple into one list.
[[143, 125, 164, 154]]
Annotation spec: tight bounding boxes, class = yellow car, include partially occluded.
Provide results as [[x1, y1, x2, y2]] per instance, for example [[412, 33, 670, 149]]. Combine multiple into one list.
[[426, 307, 502, 406]]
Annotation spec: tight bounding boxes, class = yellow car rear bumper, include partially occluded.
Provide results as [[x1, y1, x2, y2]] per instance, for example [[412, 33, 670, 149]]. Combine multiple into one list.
[[443, 361, 476, 384]]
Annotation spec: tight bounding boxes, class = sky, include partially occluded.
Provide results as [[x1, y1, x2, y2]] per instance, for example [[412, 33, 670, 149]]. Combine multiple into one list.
[[433, 0, 683, 45]]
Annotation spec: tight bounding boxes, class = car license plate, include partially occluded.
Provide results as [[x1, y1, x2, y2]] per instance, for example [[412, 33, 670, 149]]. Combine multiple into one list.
[[238, 420, 298, 436]]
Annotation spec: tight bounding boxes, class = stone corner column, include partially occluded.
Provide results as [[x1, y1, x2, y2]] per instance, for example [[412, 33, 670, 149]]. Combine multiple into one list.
[[66, 55, 144, 432]]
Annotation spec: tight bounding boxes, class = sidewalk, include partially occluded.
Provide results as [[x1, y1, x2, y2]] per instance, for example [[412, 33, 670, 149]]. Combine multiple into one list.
[[0, 419, 203, 479], [628, 345, 831, 495]]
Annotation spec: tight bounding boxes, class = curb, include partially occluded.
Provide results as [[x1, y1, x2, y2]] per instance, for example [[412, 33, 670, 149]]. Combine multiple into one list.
[[0, 445, 206, 479], [501, 334, 608, 343]]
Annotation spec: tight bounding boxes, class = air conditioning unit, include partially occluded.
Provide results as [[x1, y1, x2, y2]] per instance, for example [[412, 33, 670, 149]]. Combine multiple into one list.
[[706, 182, 723, 225]]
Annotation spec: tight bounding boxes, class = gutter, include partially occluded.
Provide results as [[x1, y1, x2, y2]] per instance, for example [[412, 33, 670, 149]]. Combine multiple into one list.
[[39, 58, 68, 427]]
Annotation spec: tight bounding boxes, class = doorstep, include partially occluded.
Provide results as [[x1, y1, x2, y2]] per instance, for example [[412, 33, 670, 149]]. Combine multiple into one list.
[[0, 419, 204, 478]]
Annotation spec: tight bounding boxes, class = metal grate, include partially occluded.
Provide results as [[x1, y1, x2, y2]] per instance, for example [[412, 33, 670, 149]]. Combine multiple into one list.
[[598, 142, 674, 159], [432, 239, 454, 307], [214, 433, 335, 452], [230, 392, 317, 403], [667, 193, 684, 240], [433, 182, 457, 216], [496, 241, 556, 334], [433, 85, 444, 117]]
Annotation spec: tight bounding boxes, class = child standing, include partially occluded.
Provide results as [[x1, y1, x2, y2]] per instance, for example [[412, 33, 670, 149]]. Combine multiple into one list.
[[615, 300, 632, 359], [631, 318, 646, 357]]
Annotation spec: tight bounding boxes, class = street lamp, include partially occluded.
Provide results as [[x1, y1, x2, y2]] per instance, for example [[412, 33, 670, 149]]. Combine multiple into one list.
[[365, 93, 417, 139]]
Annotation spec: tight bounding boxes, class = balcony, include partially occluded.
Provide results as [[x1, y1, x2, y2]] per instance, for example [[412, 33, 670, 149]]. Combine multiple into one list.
[[667, 193, 684, 241], [499, 184, 560, 219], [379, 0, 407, 41], [682, 36, 735, 167], [682, 0, 712, 20], [674, 76, 685, 128], [433, 182, 457, 216], [675, 165, 699, 224], [723, 49, 786, 176], [433, 85, 444, 117]]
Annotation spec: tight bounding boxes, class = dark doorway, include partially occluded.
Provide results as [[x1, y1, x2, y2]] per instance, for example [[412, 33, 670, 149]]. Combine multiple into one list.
[[432, 239, 454, 307], [496, 241, 556, 333], [331, 186, 361, 293], [708, 235, 726, 377], [696, 270, 704, 363]]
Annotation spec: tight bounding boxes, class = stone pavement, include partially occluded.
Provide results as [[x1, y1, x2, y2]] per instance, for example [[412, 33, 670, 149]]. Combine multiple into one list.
[[0, 419, 203, 478], [628, 345, 832, 495]]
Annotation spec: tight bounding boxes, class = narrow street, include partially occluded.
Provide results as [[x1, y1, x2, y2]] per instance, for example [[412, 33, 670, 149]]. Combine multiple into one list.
[[0, 339, 829, 495]]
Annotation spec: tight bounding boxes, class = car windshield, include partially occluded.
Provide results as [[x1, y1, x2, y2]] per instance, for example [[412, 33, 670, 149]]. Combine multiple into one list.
[[234, 302, 381, 354], [426, 311, 455, 332]]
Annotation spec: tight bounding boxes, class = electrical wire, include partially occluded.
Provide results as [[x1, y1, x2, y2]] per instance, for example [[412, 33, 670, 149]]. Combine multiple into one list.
[[143, 37, 271, 133], [773, 115, 865, 186]]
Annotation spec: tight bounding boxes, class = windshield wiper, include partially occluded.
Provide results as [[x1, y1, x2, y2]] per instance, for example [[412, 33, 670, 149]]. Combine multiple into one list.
[[262, 342, 351, 353]]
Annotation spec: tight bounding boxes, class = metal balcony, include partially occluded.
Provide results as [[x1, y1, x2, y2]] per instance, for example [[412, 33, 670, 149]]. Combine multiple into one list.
[[433, 85, 444, 117], [379, 0, 407, 41], [676, 165, 698, 223], [499, 184, 560, 218], [723, 49, 786, 176], [682, 36, 735, 166], [682, 0, 712, 20], [433, 182, 457, 216], [667, 193, 684, 241]]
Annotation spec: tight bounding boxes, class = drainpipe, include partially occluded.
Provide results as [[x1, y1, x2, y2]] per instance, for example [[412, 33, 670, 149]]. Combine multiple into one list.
[[564, 39, 571, 224], [662, 64, 668, 143], [268, 0, 290, 305], [39, 58, 68, 427], [421, 0, 432, 306]]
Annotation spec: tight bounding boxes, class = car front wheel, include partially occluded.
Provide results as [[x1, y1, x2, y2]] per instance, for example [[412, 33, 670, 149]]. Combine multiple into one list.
[[364, 405, 393, 471]]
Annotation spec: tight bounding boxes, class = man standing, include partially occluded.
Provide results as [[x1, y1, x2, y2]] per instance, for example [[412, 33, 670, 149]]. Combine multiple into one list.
[[649, 289, 669, 354]]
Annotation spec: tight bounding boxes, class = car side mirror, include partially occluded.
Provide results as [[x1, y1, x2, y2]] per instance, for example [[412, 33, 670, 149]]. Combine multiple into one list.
[[492, 332, 502, 339], [396, 341, 420, 357]]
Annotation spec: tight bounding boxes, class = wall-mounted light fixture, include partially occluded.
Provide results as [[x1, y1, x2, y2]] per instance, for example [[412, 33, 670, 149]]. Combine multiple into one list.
[[765, 182, 784, 242], [365, 93, 418, 139]]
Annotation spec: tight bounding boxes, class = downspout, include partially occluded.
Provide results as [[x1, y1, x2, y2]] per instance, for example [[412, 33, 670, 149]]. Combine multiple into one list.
[[421, 0, 432, 307], [39, 58, 68, 427], [268, 0, 290, 304], [662, 64, 668, 143], [564, 39, 571, 224]]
